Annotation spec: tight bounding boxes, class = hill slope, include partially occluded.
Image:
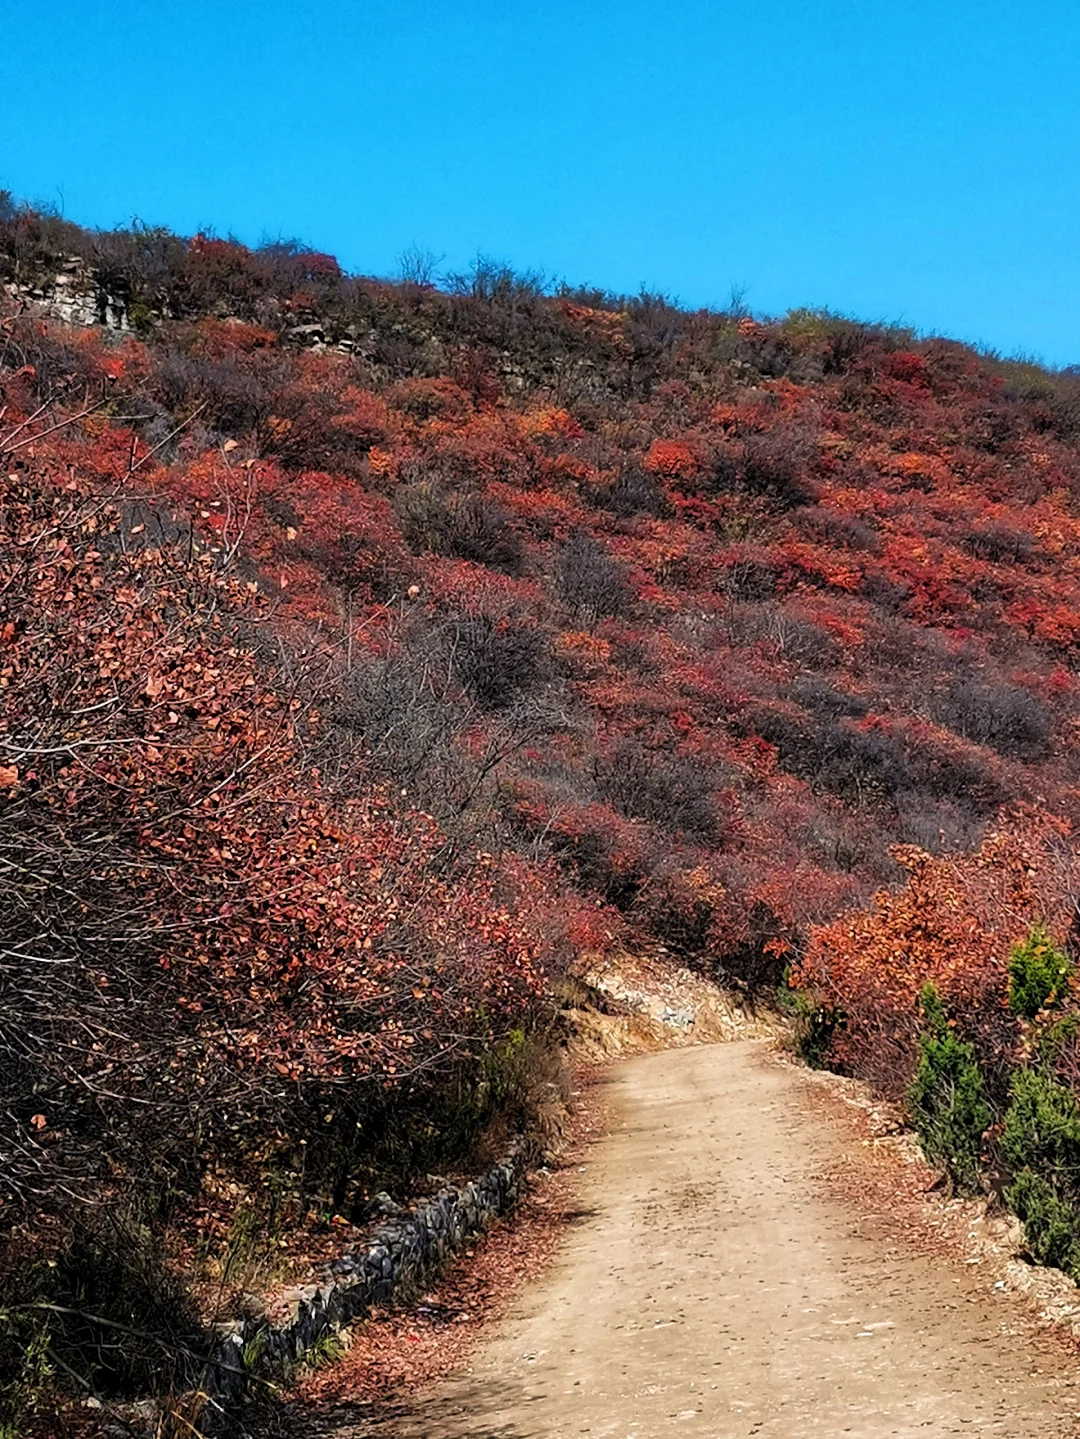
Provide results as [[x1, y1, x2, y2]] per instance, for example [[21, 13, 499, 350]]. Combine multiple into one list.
[[7, 202, 1080, 974], [4, 198, 1080, 1428]]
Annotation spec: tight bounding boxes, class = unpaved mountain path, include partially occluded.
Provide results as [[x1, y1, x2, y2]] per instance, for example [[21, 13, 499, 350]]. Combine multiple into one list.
[[318, 1042, 1080, 1438]]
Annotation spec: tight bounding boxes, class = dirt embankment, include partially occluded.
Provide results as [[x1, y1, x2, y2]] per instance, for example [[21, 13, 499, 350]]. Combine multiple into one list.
[[559, 951, 778, 1062]]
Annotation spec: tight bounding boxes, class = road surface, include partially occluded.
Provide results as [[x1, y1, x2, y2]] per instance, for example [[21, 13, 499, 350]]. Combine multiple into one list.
[[316, 1041, 1080, 1438]]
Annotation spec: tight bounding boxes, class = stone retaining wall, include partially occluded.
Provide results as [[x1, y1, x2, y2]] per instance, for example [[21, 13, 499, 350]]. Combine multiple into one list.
[[200, 1139, 532, 1427]]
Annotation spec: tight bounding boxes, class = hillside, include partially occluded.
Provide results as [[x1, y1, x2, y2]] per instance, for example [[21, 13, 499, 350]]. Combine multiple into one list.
[[8, 205, 1080, 959], [4, 197, 1080, 1430]]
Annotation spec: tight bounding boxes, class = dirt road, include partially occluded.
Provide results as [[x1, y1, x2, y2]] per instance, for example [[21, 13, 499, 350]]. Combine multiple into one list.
[[318, 1041, 1080, 1438]]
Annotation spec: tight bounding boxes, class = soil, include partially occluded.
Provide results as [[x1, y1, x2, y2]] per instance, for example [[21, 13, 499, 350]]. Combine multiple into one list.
[[296, 1040, 1080, 1438]]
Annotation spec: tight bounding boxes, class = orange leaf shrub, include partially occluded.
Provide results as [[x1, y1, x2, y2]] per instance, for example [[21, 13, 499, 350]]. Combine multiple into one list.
[[794, 809, 1080, 1094]]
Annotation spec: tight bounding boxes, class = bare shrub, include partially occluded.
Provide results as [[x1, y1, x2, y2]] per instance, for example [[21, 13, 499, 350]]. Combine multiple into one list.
[[903, 732, 1007, 813], [396, 243, 442, 288], [554, 530, 630, 625], [329, 619, 559, 824], [153, 348, 270, 433], [445, 493, 525, 573], [741, 424, 818, 507], [861, 568, 913, 613], [795, 505, 880, 553], [450, 617, 547, 710], [961, 524, 1036, 565], [716, 560, 781, 604], [817, 317, 911, 375], [395, 484, 525, 574], [592, 739, 719, 843], [449, 254, 547, 305], [791, 676, 870, 719], [394, 480, 452, 553], [746, 703, 909, 802], [330, 625, 478, 814], [934, 673, 1051, 760], [601, 463, 669, 518], [895, 795, 985, 855], [623, 291, 688, 377]]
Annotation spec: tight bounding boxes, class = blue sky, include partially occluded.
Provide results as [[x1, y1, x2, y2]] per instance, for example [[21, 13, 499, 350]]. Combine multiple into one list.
[[4, 1, 1079, 364]]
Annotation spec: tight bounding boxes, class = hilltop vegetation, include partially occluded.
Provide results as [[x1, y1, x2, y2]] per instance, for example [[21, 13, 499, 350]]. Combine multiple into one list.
[[4, 196, 1080, 1427]]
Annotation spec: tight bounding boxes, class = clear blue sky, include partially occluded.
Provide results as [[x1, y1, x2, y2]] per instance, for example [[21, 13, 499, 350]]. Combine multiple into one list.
[[4, 2, 1079, 364]]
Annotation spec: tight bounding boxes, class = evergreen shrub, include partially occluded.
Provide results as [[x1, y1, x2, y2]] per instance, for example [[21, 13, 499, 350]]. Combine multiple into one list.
[[1008, 925, 1073, 1020], [1002, 1066, 1080, 1276], [908, 984, 990, 1194]]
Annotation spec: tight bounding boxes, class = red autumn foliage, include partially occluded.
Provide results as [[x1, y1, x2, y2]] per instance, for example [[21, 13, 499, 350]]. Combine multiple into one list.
[[5, 230, 1080, 998], [0, 449, 564, 1212]]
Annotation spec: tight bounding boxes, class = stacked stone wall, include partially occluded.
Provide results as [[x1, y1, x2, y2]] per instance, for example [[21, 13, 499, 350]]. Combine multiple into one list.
[[201, 1140, 532, 1426]]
